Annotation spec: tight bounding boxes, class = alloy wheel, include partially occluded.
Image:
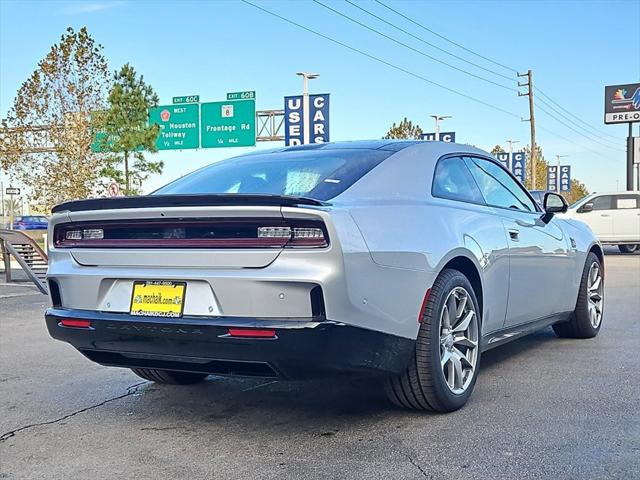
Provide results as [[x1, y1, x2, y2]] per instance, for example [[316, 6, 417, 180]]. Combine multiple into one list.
[[587, 262, 604, 328], [439, 287, 479, 395]]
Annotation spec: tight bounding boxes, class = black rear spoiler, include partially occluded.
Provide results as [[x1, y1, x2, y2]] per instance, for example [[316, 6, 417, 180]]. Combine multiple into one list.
[[51, 194, 329, 213]]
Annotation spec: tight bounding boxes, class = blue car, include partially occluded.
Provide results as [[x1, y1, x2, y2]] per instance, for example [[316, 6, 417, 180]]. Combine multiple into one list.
[[13, 215, 49, 230]]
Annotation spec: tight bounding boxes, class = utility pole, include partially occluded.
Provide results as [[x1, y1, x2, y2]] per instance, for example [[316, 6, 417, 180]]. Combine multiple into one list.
[[430, 115, 452, 141], [506, 139, 519, 170], [555, 154, 568, 192], [296, 72, 319, 145], [518, 70, 537, 189]]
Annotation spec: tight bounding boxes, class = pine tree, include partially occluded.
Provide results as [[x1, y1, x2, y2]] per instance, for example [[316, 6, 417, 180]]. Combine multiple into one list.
[[98, 63, 162, 195], [383, 117, 424, 139]]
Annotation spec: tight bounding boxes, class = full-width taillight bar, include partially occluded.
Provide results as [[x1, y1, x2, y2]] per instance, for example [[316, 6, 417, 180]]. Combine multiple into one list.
[[53, 219, 329, 249]]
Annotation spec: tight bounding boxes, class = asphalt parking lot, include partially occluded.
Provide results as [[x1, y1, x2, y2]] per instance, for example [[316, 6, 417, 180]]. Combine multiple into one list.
[[1, 250, 639, 480]]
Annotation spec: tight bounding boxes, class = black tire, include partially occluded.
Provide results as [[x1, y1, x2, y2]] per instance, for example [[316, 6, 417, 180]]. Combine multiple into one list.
[[131, 368, 208, 385], [618, 244, 639, 254], [553, 252, 604, 339], [385, 269, 481, 412]]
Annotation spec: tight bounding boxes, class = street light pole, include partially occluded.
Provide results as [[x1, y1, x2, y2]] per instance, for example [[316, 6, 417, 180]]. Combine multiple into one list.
[[430, 115, 452, 141], [506, 139, 519, 171], [296, 72, 319, 145], [555, 154, 568, 192]]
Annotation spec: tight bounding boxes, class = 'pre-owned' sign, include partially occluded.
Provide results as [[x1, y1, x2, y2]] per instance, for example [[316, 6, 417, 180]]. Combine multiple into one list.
[[148, 104, 200, 150], [284, 94, 330, 146], [604, 83, 640, 124]]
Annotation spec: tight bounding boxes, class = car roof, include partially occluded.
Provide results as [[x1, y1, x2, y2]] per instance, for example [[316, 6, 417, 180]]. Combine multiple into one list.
[[238, 140, 490, 158]]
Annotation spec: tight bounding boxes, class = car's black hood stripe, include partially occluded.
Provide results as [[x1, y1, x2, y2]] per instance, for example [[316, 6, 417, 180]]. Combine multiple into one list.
[[51, 194, 328, 213]]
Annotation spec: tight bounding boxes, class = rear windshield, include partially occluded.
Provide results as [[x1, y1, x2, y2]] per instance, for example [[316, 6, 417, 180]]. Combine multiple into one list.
[[154, 149, 392, 201]]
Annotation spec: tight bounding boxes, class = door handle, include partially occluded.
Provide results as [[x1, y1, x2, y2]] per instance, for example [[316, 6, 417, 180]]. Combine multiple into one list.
[[600, 214, 611, 217], [508, 229, 520, 241]]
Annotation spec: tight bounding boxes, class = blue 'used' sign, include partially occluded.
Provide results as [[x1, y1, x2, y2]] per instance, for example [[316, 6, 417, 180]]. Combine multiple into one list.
[[547, 165, 558, 191], [495, 152, 510, 169], [559, 165, 571, 192], [284, 95, 303, 145], [511, 152, 526, 183], [422, 132, 456, 142], [284, 94, 330, 146]]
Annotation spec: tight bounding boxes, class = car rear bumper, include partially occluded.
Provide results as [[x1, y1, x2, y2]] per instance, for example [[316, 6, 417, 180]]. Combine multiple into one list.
[[45, 308, 414, 380]]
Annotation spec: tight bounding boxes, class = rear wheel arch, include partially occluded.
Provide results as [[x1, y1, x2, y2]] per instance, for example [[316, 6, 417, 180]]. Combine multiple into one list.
[[440, 256, 483, 322]]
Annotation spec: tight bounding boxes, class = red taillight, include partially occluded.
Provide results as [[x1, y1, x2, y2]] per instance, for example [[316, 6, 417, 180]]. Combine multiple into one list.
[[60, 319, 92, 328], [227, 328, 276, 338]]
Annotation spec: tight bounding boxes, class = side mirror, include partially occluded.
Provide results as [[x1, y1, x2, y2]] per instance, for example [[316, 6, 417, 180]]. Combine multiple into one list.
[[544, 192, 568, 213], [541, 192, 568, 224], [578, 203, 593, 213]]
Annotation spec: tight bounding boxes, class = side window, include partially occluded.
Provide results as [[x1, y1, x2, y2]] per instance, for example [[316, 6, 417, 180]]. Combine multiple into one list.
[[614, 195, 640, 209], [464, 156, 537, 212], [591, 196, 613, 210], [432, 156, 485, 204]]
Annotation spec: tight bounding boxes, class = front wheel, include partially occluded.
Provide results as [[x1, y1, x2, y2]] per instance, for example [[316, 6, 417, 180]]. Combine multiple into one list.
[[385, 269, 481, 412], [618, 244, 639, 254], [553, 252, 604, 339], [131, 368, 208, 385]]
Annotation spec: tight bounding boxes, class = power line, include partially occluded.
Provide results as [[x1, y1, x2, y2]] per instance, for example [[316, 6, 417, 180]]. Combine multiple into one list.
[[241, 0, 622, 163], [374, 0, 621, 148], [374, 0, 519, 74], [535, 95, 622, 147], [535, 87, 620, 140], [241, 0, 521, 118], [343, 0, 516, 84], [536, 103, 625, 152], [312, 0, 517, 92]]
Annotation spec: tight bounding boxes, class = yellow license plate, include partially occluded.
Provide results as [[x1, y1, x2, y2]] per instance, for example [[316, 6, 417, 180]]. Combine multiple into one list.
[[130, 281, 186, 318]]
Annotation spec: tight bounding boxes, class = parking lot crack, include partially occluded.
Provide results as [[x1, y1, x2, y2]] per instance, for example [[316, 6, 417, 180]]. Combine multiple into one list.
[[0, 381, 147, 443], [402, 452, 430, 478]]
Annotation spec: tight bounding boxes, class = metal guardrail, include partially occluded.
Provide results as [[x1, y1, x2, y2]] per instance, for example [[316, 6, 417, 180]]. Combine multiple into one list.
[[0, 229, 48, 294]]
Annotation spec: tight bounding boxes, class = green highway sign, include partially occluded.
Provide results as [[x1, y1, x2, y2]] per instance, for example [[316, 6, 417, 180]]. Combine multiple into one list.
[[201, 99, 256, 148], [226, 91, 255, 101], [172, 95, 199, 104], [149, 104, 199, 150]]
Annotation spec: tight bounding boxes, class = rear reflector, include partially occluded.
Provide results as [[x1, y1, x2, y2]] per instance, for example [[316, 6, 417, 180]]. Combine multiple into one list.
[[60, 319, 92, 328], [418, 288, 431, 324], [227, 328, 276, 338]]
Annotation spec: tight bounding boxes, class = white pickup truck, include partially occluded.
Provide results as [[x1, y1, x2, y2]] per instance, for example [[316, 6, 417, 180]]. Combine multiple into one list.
[[564, 191, 640, 253]]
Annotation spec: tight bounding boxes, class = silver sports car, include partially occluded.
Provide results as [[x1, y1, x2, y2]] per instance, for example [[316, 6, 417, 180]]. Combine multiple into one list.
[[45, 140, 604, 412]]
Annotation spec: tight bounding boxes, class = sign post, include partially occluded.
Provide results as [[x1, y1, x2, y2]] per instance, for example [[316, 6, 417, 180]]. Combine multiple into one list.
[[5, 187, 20, 230], [604, 83, 640, 190]]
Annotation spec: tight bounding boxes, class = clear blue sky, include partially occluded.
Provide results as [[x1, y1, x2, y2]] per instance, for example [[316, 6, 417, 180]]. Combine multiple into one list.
[[1, 0, 639, 194]]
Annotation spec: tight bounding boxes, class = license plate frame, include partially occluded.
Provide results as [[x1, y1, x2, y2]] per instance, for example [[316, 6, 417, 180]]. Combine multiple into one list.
[[129, 280, 187, 318]]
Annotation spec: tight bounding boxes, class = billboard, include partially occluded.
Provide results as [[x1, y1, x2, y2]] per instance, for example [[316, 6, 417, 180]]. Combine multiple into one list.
[[604, 83, 640, 124], [284, 94, 330, 146]]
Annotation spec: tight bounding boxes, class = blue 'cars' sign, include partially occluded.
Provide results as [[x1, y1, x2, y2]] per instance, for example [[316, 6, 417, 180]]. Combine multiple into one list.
[[559, 165, 571, 192], [284, 94, 330, 146], [511, 152, 526, 183]]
